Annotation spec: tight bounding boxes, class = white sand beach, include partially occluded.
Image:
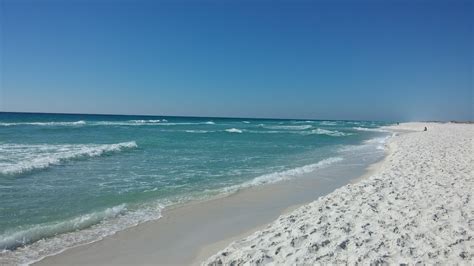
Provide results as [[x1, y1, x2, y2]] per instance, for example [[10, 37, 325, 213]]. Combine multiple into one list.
[[205, 122, 474, 264]]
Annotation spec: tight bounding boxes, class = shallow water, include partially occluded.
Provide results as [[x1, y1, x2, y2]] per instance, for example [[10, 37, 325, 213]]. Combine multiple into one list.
[[0, 112, 391, 263]]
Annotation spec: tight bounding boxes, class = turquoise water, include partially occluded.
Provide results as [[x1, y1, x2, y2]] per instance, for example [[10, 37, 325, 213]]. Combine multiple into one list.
[[0, 112, 391, 263]]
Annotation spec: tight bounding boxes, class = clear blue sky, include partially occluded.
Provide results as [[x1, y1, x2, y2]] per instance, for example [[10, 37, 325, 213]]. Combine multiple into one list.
[[1, 0, 472, 121]]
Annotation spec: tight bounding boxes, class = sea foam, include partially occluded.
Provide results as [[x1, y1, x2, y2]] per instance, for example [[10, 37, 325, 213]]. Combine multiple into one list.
[[128, 119, 161, 123], [353, 127, 389, 133], [338, 134, 392, 153], [0, 204, 128, 250], [225, 128, 243, 133], [263, 125, 312, 130], [0, 202, 165, 265], [0, 141, 137, 176], [0, 121, 86, 127], [223, 157, 344, 192], [185, 130, 210, 134], [307, 128, 350, 137]]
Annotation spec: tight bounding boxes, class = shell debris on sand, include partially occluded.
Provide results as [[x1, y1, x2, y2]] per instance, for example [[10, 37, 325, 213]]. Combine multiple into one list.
[[205, 122, 474, 265]]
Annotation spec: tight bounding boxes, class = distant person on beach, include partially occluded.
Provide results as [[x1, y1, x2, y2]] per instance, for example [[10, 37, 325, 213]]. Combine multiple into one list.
[[424, 127, 427, 131]]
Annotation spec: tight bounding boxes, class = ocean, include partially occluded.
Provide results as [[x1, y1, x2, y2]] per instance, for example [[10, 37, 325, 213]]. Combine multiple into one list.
[[0, 112, 392, 264]]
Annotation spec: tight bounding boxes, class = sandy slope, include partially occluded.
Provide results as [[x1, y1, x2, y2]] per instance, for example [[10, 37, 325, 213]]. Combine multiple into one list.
[[205, 123, 474, 265]]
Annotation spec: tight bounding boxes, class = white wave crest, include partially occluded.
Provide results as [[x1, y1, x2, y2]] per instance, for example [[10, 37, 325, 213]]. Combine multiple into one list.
[[263, 125, 312, 130], [71, 121, 86, 125], [353, 127, 389, 132], [242, 121, 250, 124], [185, 130, 209, 134], [339, 134, 393, 152], [0, 204, 128, 250], [93, 121, 164, 126], [128, 119, 161, 123], [307, 128, 350, 137], [292, 120, 315, 124], [246, 130, 285, 134], [5, 120, 216, 127], [0, 202, 165, 265], [224, 157, 343, 192], [364, 135, 393, 150], [225, 128, 243, 133], [0, 141, 137, 176], [93, 121, 216, 126], [0, 121, 86, 127]]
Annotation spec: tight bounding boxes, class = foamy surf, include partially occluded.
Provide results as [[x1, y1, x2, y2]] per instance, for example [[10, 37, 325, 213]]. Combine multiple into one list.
[[352, 126, 389, 132], [0, 204, 128, 250], [222, 157, 344, 193], [128, 119, 162, 123], [338, 134, 392, 153], [185, 130, 210, 133], [225, 128, 243, 133], [263, 125, 312, 130], [307, 128, 351, 137], [0, 120, 220, 127], [91, 121, 202, 126], [0, 202, 165, 265], [0, 121, 86, 127], [0, 141, 137, 176]]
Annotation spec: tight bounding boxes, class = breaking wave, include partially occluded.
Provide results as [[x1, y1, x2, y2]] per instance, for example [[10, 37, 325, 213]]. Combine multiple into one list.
[[225, 128, 243, 133], [128, 119, 162, 123], [307, 128, 351, 137], [185, 130, 210, 134], [263, 125, 312, 130], [0, 121, 86, 127], [352, 127, 389, 133], [223, 157, 344, 192], [0, 120, 219, 127], [0, 141, 137, 176], [0, 203, 165, 265]]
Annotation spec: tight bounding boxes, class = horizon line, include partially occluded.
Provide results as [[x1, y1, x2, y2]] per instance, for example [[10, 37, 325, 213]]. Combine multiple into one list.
[[0, 110, 398, 123]]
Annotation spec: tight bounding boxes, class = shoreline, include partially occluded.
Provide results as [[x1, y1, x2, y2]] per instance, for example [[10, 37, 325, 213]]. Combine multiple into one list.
[[33, 133, 390, 265], [206, 122, 474, 264], [194, 140, 395, 264]]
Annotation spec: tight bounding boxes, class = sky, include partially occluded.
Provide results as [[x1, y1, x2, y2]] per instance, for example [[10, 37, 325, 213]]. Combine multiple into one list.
[[0, 0, 472, 121]]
